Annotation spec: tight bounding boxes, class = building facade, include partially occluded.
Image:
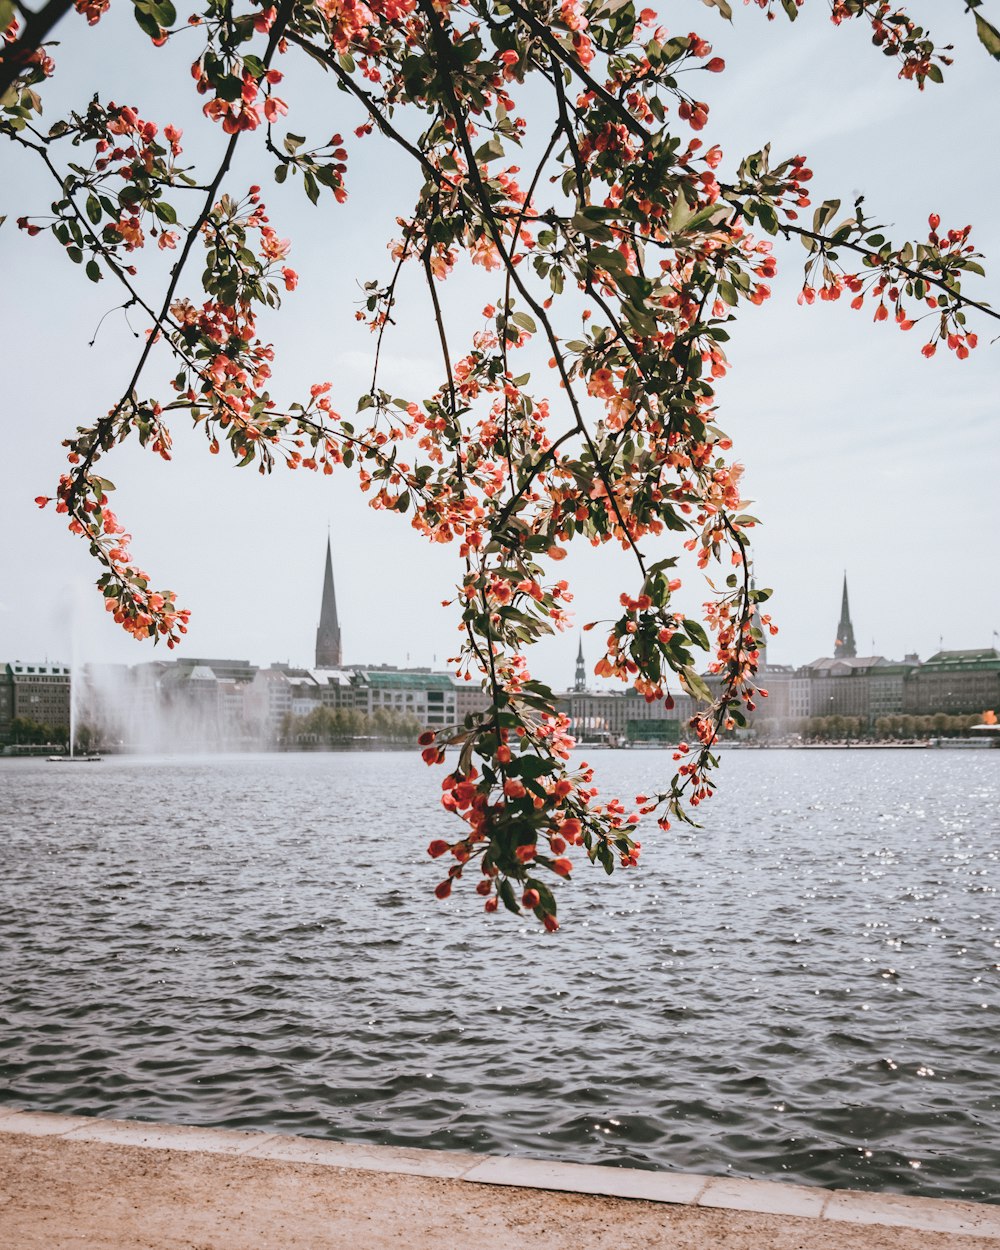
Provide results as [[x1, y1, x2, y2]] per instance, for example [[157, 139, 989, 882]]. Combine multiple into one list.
[[0, 661, 72, 744], [904, 649, 1000, 716]]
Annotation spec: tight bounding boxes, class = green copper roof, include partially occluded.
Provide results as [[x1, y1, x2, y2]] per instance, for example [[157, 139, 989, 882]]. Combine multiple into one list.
[[920, 649, 1000, 673], [360, 671, 456, 690]]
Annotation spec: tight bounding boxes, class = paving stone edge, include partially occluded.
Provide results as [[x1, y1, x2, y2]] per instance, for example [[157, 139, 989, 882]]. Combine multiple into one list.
[[1, 1108, 997, 1239]]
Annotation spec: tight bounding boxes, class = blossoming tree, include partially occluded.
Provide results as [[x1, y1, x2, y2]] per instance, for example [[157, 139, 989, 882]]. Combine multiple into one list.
[[3, 0, 997, 928]]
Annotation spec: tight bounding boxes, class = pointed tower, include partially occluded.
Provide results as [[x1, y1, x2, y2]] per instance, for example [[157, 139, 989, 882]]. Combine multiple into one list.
[[834, 573, 857, 660], [315, 536, 343, 668], [574, 637, 587, 692]]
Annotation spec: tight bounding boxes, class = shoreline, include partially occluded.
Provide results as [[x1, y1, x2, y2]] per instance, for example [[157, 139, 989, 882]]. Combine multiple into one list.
[[2, 740, 997, 758], [1, 1109, 998, 1248]]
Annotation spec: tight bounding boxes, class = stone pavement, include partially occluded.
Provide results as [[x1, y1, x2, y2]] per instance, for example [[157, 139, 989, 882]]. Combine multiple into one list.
[[1, 1109, 998, 1249]]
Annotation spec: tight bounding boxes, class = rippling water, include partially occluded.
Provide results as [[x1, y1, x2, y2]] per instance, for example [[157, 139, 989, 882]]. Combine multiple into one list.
[[1, 749, 998, 1201]]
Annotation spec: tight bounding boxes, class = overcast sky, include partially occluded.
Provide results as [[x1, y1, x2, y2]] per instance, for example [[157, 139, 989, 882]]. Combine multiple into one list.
[[1, 1, 997, 689]]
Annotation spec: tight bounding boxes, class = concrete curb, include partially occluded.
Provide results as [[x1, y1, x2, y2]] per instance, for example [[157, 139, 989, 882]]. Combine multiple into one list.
[[1, 1108, 997, 1240]]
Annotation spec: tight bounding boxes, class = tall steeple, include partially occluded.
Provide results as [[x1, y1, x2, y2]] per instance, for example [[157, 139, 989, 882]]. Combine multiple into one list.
[[574, 636, 587, 692], [834, 573, 857, 659], [315, 536, 342, 668]]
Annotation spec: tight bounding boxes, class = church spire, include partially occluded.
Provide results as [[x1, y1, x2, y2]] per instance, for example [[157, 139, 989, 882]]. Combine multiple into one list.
[[574, 636, 587, 692], [834, 573, 857, 659], [315, 536, 343, 668]]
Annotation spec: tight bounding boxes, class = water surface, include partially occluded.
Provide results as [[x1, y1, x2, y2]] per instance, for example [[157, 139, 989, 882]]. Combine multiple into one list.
[[1, 749, 997, 1201]]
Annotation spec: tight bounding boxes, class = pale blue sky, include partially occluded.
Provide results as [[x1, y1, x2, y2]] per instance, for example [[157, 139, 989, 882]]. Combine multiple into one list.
[[1, 1, 997, 687]]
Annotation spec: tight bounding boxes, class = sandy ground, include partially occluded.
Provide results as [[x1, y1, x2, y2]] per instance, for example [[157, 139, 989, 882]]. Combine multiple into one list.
[[0, 1134, 995, 1250]]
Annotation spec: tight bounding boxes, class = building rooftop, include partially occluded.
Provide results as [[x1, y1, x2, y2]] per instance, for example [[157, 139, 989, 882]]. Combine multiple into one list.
[[360, 671, 456, 691], [5, 662, 71, 676], [922, 648, 1000, 671], [806, 656, 887, 673]]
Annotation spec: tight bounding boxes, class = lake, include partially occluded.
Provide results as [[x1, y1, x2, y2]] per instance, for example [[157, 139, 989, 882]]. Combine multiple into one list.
[[1, 748, 997, 1201]]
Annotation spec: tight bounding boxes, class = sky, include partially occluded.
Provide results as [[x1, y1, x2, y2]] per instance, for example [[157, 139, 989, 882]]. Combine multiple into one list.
[[1, 0, 998, 690]]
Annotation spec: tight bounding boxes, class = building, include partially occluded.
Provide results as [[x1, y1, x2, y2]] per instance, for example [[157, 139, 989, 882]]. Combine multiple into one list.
[[453, 679, 491, 724], [556, 640, 694, 743], [904, 649, 1000, 716], [834, 574, 857, 660], [574, 637, 587, 693], [869, 658, 919, 719], [0, 661, 72, 744], [802, 655, 889, 720], [315, 536, 343, 668], [55, 556, 1000, 750], [355, 669, 457, 729]]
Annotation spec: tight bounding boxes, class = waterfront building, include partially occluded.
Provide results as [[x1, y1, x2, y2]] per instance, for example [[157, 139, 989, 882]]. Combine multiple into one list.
[[354, 668, 457, 729], [310, 667, 360, 711], [453, 680, 491, 724], [315, 536, 343, 669], [558, 686, 695, 743], [0, 661, 72, 744], [746, 663, 811, 730], [904, 649, 1000, 716], [803, 655, 888, 720], [869, 657, 920, 719]]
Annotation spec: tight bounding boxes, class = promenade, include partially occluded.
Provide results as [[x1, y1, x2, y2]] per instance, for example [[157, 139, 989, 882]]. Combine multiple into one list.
[[1, 1110, 998, 1249]]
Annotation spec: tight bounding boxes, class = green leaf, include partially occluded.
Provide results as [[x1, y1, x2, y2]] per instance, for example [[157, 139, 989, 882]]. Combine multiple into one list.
[[474, 135, 505, 163], [682, 666, 713, 704], [683, 618, 710, 650], [511, 311, 536, 334], [149, 0, 175, 26], [756, 202, 778, 235], [497, 878, 520, 915], [974, 10, 1000, 59], [131, 4, 162, 39], [85, 259, 102, 283], [512, 754, 552, 780], [717, 279, 738, 306], [85, 195, 102, 226], [669, 195, 694, 231], [813, 198, 841, 233]]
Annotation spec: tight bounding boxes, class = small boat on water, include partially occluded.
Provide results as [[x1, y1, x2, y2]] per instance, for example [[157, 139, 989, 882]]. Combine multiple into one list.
[[46, 754, 102, 763]]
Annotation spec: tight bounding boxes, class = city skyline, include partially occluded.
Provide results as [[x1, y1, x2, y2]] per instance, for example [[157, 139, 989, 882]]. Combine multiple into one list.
[[4, 546, 999, 689], [4, 545, 997, 750]]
